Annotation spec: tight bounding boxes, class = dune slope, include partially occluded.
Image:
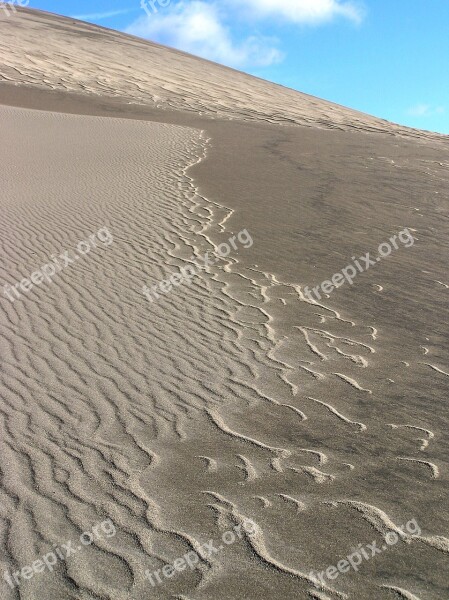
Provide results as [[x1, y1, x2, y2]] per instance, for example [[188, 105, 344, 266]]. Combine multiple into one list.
[[0, 8, 448, 600]]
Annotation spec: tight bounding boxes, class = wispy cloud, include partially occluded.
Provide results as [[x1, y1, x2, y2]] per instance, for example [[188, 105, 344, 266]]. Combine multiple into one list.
[[235, 0, 365, 25], [128, 2, 283, 68], [408, 104, 445, 117], [128, 0, 363, 68], [71, 9, 133, 21]]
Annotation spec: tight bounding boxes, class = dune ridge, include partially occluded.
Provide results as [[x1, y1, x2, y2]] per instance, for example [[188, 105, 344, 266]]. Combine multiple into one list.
[[1, 8, 448, 600], [0, 7, 447, 144], [1, 102, 448, 599]]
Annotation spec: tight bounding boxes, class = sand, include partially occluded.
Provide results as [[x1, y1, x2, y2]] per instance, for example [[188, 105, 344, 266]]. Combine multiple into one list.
[[0, 7, 448, 600]]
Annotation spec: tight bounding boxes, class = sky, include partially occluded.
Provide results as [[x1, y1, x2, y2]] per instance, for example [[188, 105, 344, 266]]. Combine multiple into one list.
[[24, 0, 448, 134]]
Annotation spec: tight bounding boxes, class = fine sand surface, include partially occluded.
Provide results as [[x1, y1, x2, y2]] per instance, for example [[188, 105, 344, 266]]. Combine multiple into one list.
[[1, 8, 449, 600]]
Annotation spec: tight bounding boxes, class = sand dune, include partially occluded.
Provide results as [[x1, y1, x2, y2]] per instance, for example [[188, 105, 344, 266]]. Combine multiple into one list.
[[0, 7, 447, 143], [1, 7, 449, 600]]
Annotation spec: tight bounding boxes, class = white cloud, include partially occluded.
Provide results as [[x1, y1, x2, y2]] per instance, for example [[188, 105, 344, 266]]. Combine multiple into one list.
[[71, 9, 133, 21], [128, 0, 363, 68], [408, 104, 445, 117], [127, 1, 283, 67], [235, 0, 364, 24]]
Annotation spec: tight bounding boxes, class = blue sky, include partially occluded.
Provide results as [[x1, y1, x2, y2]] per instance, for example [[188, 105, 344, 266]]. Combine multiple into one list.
[[26, 0, 448, 134]]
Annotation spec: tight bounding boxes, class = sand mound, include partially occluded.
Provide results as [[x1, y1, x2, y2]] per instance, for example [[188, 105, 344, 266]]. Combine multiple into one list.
[[1, 8, 448, 600]]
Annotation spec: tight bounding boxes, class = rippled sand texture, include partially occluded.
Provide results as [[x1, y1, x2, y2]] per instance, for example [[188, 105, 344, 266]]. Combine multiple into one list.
[[1, 102, 448, 600], [1, 8, 449, 600], [0, 7, 446, 143]]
